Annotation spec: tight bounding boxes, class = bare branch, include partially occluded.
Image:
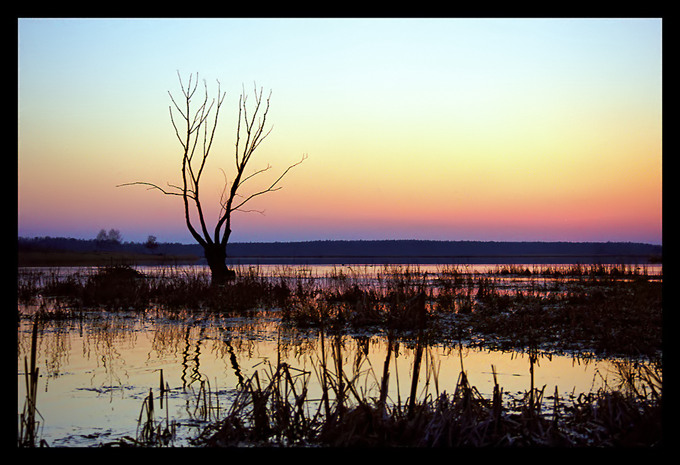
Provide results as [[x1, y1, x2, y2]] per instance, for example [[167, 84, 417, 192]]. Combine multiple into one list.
[[230, 153, 307, 213], [235, 85, 273, 172], [237, 164, 273, 190], [234, 207, 266, 215], [168, 106, 187, 150], [116, 181, 185, 197]]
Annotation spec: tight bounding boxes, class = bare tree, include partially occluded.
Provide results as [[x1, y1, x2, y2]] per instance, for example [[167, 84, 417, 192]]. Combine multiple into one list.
[[119, 72, 305, 283]]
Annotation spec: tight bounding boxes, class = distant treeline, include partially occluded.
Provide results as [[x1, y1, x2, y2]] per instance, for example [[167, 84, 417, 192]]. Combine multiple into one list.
[[18, 236, 662, 265], [225, 240, 662, 264], [17, 236, 195, 256]]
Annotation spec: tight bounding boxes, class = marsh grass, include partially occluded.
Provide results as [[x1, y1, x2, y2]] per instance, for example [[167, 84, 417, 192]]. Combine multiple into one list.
[[17, 262, 662, 358], [282, 265, 430, 331], [191, 332, 662, 447], [468, 277, 662, 357], [17, 264, 290, 313]]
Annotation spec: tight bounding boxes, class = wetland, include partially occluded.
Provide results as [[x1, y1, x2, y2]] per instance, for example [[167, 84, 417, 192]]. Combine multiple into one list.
[[17, 262, 663, 447]]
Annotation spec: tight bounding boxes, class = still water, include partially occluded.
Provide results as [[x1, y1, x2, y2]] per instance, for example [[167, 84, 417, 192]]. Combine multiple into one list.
[[17, 264, 660, 447]]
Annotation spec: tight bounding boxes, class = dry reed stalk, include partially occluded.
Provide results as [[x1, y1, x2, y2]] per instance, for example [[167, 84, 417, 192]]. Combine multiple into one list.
[[378, 334, 393, 410], [19, 319, 44, 447], [333, 336, 345, 418], [408, 331, 425, 417], [136, 389, 155, 444], [319, 330, 332, 420]]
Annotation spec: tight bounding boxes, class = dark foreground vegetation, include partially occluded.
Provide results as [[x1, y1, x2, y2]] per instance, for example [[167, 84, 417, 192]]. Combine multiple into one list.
[[17, 263, 663, 447], [190, 348, 661, 447]]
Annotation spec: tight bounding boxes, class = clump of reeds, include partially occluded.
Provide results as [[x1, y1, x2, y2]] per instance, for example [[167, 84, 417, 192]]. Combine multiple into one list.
[[145, 265, 294, 313], [559, 375, 663, 447], [133, 370, 177, 447], [494, 264, 534, 276], [281, 265, 432, 332], [18, 264, 296, 315], [194, 360, 320, 446], [82, 264, 150, 310], [216, 341, 663, 447], [186, 373, 223, 423], [462, 271, 662, 358], [192, 332, 662, 447], [100, 387, 177, 447], [18, 318, 46, 447], [17, 268, 89, 306], [17, 269, 43, 305]]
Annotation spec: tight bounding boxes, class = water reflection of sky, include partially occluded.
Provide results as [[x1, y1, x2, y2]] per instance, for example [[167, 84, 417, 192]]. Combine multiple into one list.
[[18, 307, 642, 447]]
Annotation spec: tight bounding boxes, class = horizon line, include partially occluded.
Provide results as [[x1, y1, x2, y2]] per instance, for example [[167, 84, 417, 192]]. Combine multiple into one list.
[[18, 235, 663, 247]]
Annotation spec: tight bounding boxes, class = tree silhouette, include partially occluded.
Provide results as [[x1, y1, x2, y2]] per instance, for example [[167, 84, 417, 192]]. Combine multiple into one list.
[[120, 72, 305, 283], [96, 228, 122, 248], [144, 235, 159, 251]]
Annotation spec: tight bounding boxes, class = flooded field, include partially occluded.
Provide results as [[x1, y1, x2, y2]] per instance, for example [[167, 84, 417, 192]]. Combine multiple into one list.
[[17, 263, 663, 447]]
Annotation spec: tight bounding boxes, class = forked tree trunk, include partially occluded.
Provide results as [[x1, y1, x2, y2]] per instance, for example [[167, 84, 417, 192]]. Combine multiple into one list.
[[119, 75, 304, 288], [204, 243, 235, 285]]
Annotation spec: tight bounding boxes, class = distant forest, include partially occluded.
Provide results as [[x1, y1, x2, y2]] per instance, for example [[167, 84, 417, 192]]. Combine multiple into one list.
[[17, 236, 662, 265]]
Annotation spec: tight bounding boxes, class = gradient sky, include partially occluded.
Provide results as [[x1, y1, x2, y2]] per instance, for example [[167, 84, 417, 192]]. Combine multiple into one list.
[[18, 18, 662, 244]]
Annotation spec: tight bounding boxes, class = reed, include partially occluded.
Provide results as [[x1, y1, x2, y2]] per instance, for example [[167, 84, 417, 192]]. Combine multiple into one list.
[[135, 387, 176, 446], [18, 318, 45, 447], [187, 374, 222, 423], [188, 326, 661, 447]]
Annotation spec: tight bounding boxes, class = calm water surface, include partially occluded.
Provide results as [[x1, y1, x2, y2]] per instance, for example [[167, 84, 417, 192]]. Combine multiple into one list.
[[17, 264, 660, 447]]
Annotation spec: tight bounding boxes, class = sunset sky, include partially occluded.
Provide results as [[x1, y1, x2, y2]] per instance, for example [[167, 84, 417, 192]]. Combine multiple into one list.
[[18, 18, 662, 245]]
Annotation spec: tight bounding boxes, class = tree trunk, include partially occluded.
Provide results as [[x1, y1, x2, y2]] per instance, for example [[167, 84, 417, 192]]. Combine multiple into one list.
[[204, 243, 235, 285]]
